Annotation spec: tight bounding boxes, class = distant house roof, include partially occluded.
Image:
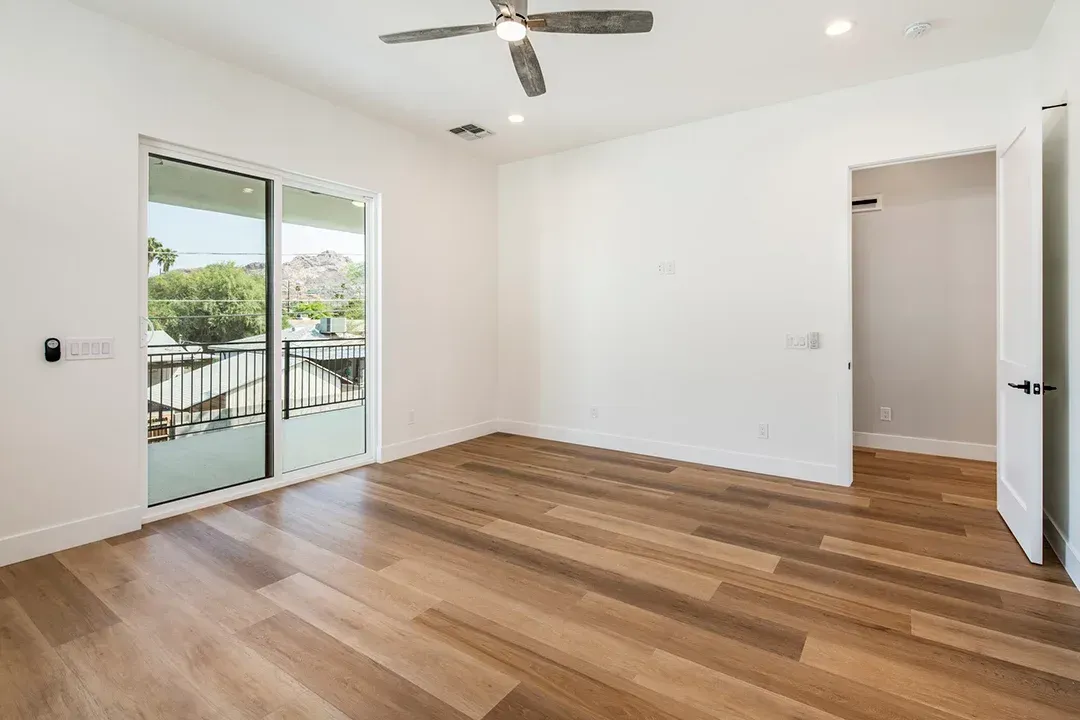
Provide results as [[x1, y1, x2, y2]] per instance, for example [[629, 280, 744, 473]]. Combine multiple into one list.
[[148, 330, 177, 346], [148, 329, 211, 359], [148, 353, 353, 411], [210, 324, 365, 360]]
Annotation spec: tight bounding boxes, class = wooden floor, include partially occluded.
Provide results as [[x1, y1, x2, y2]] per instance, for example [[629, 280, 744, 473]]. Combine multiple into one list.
[[1, 435, 1078, 719]]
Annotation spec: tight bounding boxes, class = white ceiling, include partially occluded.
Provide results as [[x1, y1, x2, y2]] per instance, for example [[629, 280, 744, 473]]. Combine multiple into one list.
[[72, 0, 1053, 163]]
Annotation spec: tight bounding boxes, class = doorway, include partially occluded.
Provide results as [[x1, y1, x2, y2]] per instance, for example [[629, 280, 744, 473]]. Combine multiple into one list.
[[851, 152, 998, 463], [850, 151, 1000, 520], [841, 117, 1048, 565], [141, 141, 378, 511]]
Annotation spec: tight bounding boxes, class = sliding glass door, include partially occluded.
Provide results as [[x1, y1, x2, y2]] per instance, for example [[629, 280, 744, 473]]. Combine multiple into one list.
[[281, 186, 368, 471], [146, 156, 272, 505], [144, 146, 375, 507]]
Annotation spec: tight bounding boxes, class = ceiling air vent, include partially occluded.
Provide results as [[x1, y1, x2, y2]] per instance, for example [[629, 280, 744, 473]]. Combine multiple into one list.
[[448, 123, 496, 141], [852, 195, 884, 214]]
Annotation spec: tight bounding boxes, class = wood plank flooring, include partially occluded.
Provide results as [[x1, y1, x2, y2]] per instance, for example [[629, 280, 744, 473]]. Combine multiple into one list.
[[1, 436, 1077, 719]]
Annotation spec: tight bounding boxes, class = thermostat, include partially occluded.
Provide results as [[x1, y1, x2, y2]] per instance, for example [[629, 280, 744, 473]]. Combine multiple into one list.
[[44, 338, 62, 362]]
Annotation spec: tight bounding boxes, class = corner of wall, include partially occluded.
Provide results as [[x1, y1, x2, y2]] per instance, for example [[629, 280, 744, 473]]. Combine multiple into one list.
[[380, 420, 501, 464]]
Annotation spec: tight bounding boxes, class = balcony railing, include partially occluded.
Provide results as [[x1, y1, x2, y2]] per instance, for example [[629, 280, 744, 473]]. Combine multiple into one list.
[[283, 339, 366, 419], [147, 338, 366, 441]]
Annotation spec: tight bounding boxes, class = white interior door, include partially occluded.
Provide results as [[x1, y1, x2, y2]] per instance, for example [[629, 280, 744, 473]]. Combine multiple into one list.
[[997, 119, 1044, 564]]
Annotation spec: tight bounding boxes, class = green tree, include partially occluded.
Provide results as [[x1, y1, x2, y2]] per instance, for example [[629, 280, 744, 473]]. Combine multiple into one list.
[[343, 261, 366, 325], [149, 263, 265, 344], [291, 301, 332, 319], [147, 237, 177, 273]]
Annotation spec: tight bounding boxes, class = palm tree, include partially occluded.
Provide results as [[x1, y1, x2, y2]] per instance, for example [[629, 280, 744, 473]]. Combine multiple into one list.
[[147, 237, 177, 273]]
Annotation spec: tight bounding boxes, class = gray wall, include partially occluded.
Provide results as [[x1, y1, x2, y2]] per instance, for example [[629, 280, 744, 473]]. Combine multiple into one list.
[[852, 153, 997, 446]]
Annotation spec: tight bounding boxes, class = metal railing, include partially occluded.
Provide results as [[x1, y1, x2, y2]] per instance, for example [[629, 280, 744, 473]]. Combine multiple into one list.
[[146, 338, 366, 440], [283, 339, 366, 419]]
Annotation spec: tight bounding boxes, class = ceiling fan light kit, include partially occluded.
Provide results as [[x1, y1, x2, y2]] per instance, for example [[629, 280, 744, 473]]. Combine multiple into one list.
[[496, 16, 528, 42], [379, 1, 655, 98]]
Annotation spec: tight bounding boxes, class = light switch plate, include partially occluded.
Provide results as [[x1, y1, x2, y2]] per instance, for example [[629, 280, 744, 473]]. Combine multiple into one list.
[[66, 337, 114, 360], [786, 334, 809, 350]]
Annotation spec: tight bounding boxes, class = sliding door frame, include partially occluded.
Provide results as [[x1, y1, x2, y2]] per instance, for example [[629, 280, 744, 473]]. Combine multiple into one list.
[[138, 137, 380, 522]]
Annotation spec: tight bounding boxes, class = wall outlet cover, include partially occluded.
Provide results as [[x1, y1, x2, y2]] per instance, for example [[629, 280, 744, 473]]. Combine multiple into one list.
[[880, 407, 892, 422], [758, 423, 769, 439]]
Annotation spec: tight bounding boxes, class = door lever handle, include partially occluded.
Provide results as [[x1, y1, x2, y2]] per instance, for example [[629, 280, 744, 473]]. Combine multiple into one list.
[[1008, 381, 1032, 394], [1045, 385, 1059, 393]]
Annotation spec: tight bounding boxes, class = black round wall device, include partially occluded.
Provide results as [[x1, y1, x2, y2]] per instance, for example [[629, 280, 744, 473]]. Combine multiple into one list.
[[45, 338, 62, 363]]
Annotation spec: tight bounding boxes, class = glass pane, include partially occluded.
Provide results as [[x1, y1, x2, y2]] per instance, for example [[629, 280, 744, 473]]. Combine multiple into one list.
[[281, 186, 367, 471], [147, 156, 271, 505]]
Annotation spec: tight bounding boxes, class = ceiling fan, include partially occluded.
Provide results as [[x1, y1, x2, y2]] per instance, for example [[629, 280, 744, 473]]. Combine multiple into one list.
[[379, 1, 655, 98]]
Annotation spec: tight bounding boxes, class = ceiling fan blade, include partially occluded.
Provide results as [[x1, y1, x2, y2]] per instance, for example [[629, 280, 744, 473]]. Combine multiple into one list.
[[489, 0, 513, 17], [528, 10, 654, 34], [380, 23, 493, 44], [509, 37, 546, 97]]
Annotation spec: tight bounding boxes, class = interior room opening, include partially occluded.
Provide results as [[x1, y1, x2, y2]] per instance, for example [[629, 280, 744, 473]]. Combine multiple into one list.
[[851, 151, 999, 506]]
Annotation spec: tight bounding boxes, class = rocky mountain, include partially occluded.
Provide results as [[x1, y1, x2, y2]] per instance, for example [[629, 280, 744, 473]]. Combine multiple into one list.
[[245, 250, 363, 301]]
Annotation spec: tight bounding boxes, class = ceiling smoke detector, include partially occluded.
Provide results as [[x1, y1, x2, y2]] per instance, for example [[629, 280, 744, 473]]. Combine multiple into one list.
[[904, 22, 932, 40]]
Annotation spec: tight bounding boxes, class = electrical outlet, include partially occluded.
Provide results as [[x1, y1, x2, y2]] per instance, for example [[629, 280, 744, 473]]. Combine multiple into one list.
[[808, 332, 821, 350], [657, 261, 676, 275], [408, 409, 416, 425], [880, 407, 892, 422], [758, 423, 769, 440], [590, 407, 600, 419]]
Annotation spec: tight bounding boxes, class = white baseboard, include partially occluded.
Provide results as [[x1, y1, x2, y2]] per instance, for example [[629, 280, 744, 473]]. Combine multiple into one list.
[[0, 506, 143, 568], [500, 420, 842, 486], [853, 432, 995, 462], [1045, 513, 1080, 591], [380, 420, 500, 464]]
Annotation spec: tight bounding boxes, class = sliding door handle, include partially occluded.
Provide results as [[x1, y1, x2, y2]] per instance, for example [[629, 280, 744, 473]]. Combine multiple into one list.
[[1008, 381, 1031, 394]]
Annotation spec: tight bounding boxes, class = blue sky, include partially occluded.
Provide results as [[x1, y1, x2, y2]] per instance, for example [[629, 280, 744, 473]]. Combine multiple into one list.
[[148, 203, 364, 277]]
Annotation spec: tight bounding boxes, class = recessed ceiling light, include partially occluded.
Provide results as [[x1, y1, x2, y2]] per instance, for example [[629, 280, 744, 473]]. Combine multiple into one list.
[[242, 187, 255, 194], [825, 19, 854, 36], [508, 114, 525, 124], [351, 200, 364, 208], [495, 17, 528, 42]]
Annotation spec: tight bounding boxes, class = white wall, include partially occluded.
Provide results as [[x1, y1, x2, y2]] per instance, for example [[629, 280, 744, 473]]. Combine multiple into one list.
[[852, 154, 997, 458], [498, 52, 1033, 486], [1035, 0, 1080, 586], [0, 0, 498, 564]]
